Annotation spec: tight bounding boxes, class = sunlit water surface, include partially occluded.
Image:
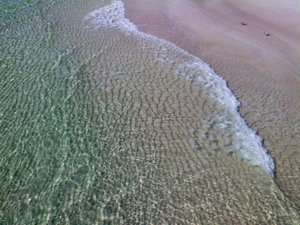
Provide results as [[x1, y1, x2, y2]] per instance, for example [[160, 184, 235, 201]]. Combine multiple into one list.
[[0, 0, 299, 224]]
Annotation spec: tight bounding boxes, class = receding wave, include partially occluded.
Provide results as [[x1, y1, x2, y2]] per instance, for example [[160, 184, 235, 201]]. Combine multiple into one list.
[[85, 0, 275, 176]]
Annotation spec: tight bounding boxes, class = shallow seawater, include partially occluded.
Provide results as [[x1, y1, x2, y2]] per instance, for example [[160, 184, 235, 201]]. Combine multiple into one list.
[[0, 0, 299, 224]]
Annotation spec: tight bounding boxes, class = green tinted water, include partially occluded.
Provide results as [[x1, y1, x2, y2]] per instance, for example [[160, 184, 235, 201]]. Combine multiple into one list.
[[1, 0, 299, 224], [0, 0, 126, 223]]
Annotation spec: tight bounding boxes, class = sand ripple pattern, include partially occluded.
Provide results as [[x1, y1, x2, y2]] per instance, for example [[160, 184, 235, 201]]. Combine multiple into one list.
[[0, 0, 299, 224], [85, 0, 275, 177]]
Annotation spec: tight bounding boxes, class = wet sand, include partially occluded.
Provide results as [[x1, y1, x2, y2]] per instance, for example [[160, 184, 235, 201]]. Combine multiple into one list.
[[1, 0, 299, 223], [81, 25, 299, 223], [124, 0, 300, 211]]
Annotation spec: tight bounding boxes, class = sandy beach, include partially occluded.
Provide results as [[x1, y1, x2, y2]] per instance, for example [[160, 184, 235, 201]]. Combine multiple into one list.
[[1, 0, 300, 223], [124, 0, 300, 211]]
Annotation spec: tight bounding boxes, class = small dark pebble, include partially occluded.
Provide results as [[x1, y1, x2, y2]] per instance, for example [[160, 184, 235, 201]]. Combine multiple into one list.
[[240, 22, 248, 26]]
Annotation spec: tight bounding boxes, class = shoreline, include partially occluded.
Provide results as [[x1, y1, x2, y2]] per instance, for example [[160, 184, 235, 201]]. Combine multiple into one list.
[[124, 0, 300, 210]]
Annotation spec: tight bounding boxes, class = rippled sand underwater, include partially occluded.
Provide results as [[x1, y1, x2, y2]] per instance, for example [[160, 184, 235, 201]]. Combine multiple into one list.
[[0, 0, 299, 224]]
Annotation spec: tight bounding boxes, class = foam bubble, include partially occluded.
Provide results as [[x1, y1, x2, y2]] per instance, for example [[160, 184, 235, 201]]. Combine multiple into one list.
[[176, 60, 275, 177], [178, 60, 275, 176], [85, 1, 137, 32], [84, 0, 275, 176]]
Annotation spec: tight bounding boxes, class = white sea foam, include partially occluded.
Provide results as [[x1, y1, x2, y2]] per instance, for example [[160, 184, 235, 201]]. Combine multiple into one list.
[[84, 0, 275, 176], [85, 1, 137, 32]]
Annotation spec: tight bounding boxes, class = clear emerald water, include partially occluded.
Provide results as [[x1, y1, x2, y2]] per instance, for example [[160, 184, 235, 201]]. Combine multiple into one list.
[[0, 0, 299, 224]]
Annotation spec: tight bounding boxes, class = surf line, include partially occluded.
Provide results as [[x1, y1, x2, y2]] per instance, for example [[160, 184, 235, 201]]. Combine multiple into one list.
[[84, 0, 275, 177]]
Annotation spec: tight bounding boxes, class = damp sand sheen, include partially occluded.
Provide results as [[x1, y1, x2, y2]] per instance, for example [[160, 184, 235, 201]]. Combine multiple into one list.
[[0, 0, 299, 224]]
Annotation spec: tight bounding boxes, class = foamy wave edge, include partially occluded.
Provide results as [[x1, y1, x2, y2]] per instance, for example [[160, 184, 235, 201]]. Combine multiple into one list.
[[84, 0, 275, 177]]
